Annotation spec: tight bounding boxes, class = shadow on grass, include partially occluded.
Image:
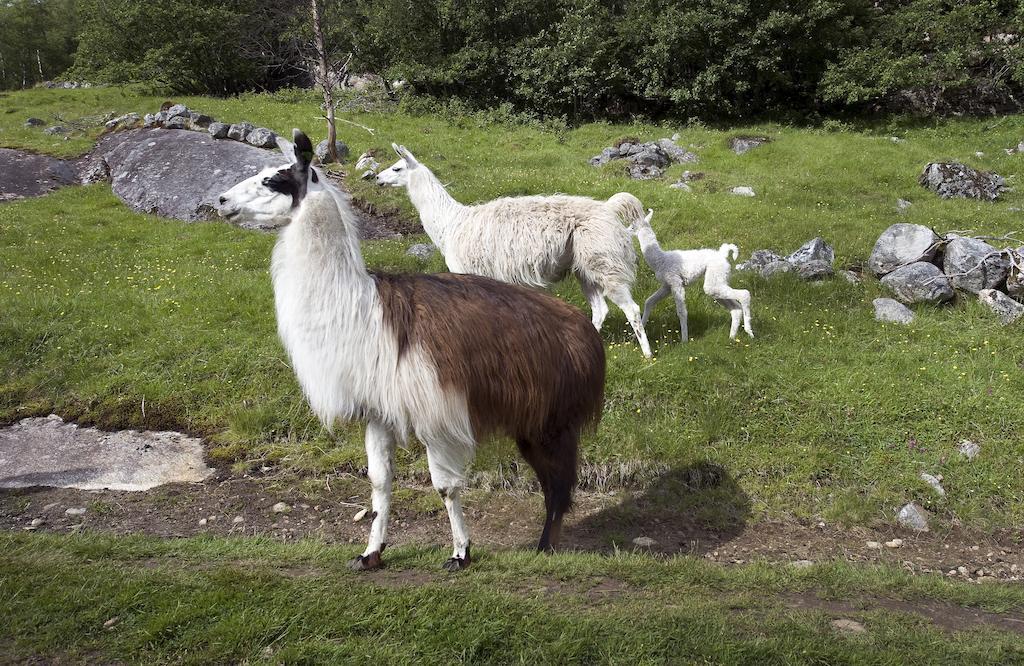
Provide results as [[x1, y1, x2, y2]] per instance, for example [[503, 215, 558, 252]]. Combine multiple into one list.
[[566, 461, 750, 556]]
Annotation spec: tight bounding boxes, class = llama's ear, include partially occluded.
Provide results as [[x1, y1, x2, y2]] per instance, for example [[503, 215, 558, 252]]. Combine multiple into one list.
[[398, 145, 420, 168], [292, 129, 314, 170], [392, 142, 402, 157], [644, 208, 654, 223]]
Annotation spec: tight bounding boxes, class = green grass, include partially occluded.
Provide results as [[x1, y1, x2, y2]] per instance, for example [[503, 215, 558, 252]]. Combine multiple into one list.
[[1, 88, 1023, 532], [1, 531, 1022, 664]]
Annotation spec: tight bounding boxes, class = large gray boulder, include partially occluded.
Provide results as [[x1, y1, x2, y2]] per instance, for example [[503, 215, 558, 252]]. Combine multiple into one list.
[[978, 289, 1024, 324], [873, 298, 915, 324], [868, 223, 941, 276], [919, 162, 1006, 201], [245, 127, 277, 149], [98, 128, 286, 222], [880, 261, 954, 304], [943, 236, 1010, 293]]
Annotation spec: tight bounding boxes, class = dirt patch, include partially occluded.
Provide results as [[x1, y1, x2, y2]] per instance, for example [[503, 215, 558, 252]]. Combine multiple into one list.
[[0, 148, 77, 200], [351, 196, 422, 239], [783, 592, 1024, 635], [2, 474, 1023, 583]]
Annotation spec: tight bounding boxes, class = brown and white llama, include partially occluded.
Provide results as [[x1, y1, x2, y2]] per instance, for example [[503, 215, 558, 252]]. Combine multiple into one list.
[[266, 129, 606, 570]]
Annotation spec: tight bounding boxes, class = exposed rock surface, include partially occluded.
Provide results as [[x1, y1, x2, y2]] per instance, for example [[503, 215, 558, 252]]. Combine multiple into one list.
[[0, 148, 77, 199], [868, 224, 941, 276], [729, 136, 770, 155], [880, 262, 954, 304], [943, 236, 1010, 293], [796, 260, 833, 281], [0, 415, 212, 491], [919, 162, 1006, 201], [96, 128, 286, 222], [873, 298, 915, 324], [978, 288, 1024, 324]]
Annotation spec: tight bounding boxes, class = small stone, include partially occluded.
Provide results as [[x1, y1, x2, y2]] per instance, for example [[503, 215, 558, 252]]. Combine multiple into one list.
[[164, 116, 188, 130], [406, 243, 437, 261], [232, 515, 244, 524], [24, 117, 46, 127], [866, 541, 882, 549], [668, 181, 692, 192], [897, 503, 929, 532], [355, 153, 379, 172], [896, 199, 912, 213], [792, 559, 814, 569], [186, 112, 213, 130], [920, 472, 946, 497], [632, 536, 657, 548], [839, 270, 861, 284], [103, 617, 119, 629], [730, 186, 756, 197], [831, 619, 866, 634], [30, 518, 44, 527], [272, 502, 291, 514], [885, 539, 903, 548], [208, 122, 230, 139], [628, 163, 663, 180], [873, 298, 915, 325], [352, 508, 368, 522], [227, 122, 254, 142], [43, 126, 68, 135], [165, 104, 189, 119], [246, 128, 277, 149], [957, 440, 980, 460], [958, 566, 969, 575], [736, 249, 782, 273], [729, 136, 769, 155], [42, 502, 59, 512], [103, 113, 140, 130], [65, 507, 86, 516], [796, 259, 833, 281], [198, 518, 208, 526]]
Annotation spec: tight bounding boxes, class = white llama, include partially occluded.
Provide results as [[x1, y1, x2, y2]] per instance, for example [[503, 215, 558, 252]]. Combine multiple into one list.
[[266, 130, 605, 571], [376, 144, 653, 358], [631, 209, 753, 342]]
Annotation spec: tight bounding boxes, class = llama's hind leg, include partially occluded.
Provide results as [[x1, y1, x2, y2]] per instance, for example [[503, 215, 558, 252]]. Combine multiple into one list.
[[605, 284, 653, 358], [669, 280, 689, 343], [425, 442, 474, 570], [738, 289, 754, 337], [350, 419, 396, 571], [579, 276, 609, 330], [517, 428, 579, 552]]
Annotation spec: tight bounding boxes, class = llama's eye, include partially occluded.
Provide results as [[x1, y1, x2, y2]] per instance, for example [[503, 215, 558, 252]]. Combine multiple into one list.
[[393, 167, 403, 172]]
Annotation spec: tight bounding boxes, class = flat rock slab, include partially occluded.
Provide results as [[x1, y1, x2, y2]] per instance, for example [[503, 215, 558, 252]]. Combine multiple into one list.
[[0, 415, 212, 491], [0, 148, 77, 200], [96, 127, 286, 222]]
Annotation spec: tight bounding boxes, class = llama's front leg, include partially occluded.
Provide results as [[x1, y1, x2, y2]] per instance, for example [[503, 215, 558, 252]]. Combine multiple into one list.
[[579, 277, 609, 330], [670, 283, 689, 342], [349, 419, 396, 571], [641, 284, 670, 327], [425, 443, 474, 570], [728, 305, 742, 339]]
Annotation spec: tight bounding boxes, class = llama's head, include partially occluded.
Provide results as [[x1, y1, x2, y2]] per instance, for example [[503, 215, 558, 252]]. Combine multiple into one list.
[[375, 143, 420, 188], [216, 130, 318, 228], [628, 208, 655, 235]]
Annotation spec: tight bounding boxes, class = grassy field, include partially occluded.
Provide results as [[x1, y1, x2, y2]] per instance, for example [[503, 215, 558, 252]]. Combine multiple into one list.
[[1, 87, 1023, 536], [2, 531, 1023, 664]]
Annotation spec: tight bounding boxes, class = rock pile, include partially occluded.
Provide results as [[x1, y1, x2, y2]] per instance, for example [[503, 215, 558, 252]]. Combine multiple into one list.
[[590, 137, 698, 180], [868, 222, 1021, 322], [736, 237, 835, 281], [143, 104, 281, 150], [729, 136, 770, 155], [919, 162, 1006, 201]]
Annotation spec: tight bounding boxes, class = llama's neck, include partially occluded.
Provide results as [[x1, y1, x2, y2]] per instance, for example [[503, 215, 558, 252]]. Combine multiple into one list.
[[407, 167, 463, 250], [636, 227, 664, 264]]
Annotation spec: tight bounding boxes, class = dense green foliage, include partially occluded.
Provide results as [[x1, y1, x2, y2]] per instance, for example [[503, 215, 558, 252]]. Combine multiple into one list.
[[3, 0, 1023, 118]]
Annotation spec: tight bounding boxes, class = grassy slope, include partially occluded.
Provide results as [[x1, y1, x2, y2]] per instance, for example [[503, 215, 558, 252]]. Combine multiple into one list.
[[1, 88, 1023, 531], [2, 531, 1023, 664]]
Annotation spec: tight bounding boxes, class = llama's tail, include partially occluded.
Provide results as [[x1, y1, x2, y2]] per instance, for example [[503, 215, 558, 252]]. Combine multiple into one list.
[[606, 192, 646, 227], [719, 243, 740, 263]]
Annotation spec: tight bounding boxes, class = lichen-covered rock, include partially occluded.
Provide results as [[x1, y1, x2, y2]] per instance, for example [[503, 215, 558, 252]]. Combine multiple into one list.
[[730, 186, 755, 197], [796, 259, 834, 281], [873, 298, 915, 324], [880, 261, 954, 304], [227, 122, 254, 142], [187, 112, 213, 130], [245, 128, 277, 149], [943, 236, 1010, 293], [656, 138, 698, 164], [628, 163, 663, 180], [867, 223, 940, 276], [919, 162, 1006, 201], [589, 146, 619, 166], [315, 139, 350, 163], [762, 260, 794, 278], [164, 116, 188, 130], [24, 117, 45, 127], [164, 104, 189, 119], [787, 237, 834, 267], [630, 146, 669, 169], [103, 113, 140, 131], [43, 126, 68, 135], [208, 122, 230, 139], [736, 249, 783, 273], [978, 288, 1024, 324], [406, 243, 437, 261], [897, 502, 929, 531]]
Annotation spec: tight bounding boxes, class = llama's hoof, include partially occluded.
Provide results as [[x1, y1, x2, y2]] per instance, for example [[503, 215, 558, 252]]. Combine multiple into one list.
[[348, 551, 383, 571], [442, 556, 470, 571]]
